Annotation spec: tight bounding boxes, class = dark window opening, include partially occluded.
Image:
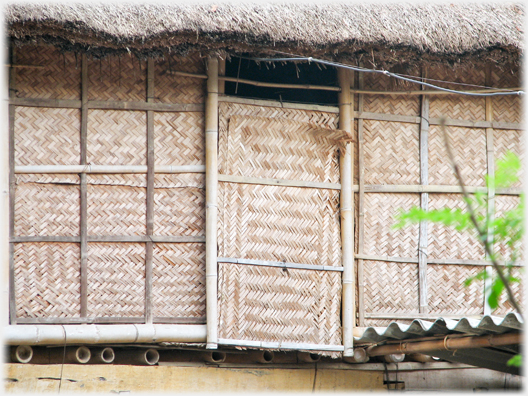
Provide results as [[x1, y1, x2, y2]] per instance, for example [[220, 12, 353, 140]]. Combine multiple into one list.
[[224, 56, 338, 106]]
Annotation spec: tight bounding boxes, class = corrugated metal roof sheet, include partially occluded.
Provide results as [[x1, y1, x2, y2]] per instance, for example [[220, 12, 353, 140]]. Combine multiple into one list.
[[354, 313, 523, 344]]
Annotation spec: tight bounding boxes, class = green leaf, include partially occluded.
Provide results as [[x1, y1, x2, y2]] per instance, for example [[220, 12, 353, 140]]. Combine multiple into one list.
[[488, 279, 505, 309], [507, 354, 522, 367]]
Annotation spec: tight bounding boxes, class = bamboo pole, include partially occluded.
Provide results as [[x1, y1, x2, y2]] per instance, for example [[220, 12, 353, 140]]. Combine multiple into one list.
[[14, 164, 205, 174], [7, 44, 16, 324], [205, 57, 219, 349], [80, 53, 88, 317], [218, 59, 226, 94], [357, 70, 365, 327], [338, 67, 354, 357], [350, 87, 521, 96], [366, 332, 521, 357]]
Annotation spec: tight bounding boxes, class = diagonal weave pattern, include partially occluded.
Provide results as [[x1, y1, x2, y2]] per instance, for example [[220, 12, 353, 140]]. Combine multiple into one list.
[[224, 115, 340, 183], [14, 243, 80, 318], [15, 45, 80, 100], [88, 110, 146, 165], [15, 107, 81, 166], [491, 65, 521, 123], [154, 174, 205, 236], [154, 112, 205, 165], [363, 120, 420, 185], [218, 263, 342, 347], [428, 264, 484, 315], [494, 196, 524, 263], [363, 260, 419, 314], [87, 174, 146, 236], [363, 72, 420, 116], [429, 125, 487, 186], [152, 243, 206, 318], [88, 54, 146, 102], [428, 194, 485, 260], [14, 174, 80, 236], [154, 53, 206, 104], [363, 193, 419, 258], [87, 243, 145, 317], [493, 267, 524, 316], [219, 182, 341, 267], [494, 129, 524, 188], [218, 102, 338, 175], [429, 66, 486, 121]]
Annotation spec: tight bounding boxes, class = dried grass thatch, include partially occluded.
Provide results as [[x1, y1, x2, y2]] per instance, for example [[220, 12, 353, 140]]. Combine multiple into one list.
[[5, 2, 524, 69]]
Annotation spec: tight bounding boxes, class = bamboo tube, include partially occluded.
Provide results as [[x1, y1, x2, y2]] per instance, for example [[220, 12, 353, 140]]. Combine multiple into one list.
[[343, 347, 369, 363], [201, 351, 226, 363], [90, 347, 115, 364], [338, 67, 354, 357], [297, 352, 321, 363], [205, 57, 219, 350], [10, 345, 33, 363], [383, 353, 406, 363], [114, 348, 160, 366], [249, 350, 275, 364], [49, 346, 91, 364], [407, 353, 436, 363], [366, 332, 521, 357]]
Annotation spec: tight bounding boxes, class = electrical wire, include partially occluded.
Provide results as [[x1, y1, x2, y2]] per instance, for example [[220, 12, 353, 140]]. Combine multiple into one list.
[[239, 54, 523, 97]]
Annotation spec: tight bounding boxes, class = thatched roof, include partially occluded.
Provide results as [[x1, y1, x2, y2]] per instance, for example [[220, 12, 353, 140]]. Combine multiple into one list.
[[5, 2, 524, 69]]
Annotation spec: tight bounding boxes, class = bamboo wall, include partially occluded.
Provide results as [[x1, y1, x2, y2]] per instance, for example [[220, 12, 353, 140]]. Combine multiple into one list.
[[8, 44, 523, 343]]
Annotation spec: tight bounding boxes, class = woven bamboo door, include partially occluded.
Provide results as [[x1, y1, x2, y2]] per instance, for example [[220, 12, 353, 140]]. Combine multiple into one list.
[[216, 103, 344, 352]]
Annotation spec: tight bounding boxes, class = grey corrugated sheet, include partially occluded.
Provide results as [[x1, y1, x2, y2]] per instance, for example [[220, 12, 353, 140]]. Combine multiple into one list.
[[355, 313, 523, 344]]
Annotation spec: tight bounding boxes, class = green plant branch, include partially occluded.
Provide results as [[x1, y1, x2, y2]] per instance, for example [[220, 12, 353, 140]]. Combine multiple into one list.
[[441, 118, 523, 319]]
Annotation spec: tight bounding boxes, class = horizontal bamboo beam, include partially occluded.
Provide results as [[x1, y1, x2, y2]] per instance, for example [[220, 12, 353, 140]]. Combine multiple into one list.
[[218, 338, 345, 352], [14, 317, 206, 325], [355, 111, 420, 124], [218, 174, 341, 190], [11, 236, 205, 243], [354, 254, 523, 267], [220, 76, 341, 92], [360, 184, 522, 195], [366, 332, 522, 357], [429, 117, 523, 131], [218, 257, 344, 272], [362, 312, 499, 320], [351, 87, 522, 96], [15, 165, 205, 174]]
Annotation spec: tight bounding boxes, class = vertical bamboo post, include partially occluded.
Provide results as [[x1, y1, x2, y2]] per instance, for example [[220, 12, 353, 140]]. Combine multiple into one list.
[[145, 58, 155, 323], [80, 53, 88, 317], [6, 44, 16, 324], [418, 67, 430, 314], [218, 58, 226, 95], [484, 65, 494, 315], [357, 70, 365, 327], [205, 57, 219, 349], [338, 67, 354, 357]]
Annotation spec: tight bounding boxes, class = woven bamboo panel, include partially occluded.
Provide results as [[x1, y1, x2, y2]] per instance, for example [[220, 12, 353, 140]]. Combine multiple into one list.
[[218, 263, 342, 347], [224, 115, 340, 183], [364, 319, 415, 327], [14, 243, 80, 318], [491, 65, 522, 124], [154, 174, 205, 236], [87, 174, 146, 236], [363, 120, 420, 185], [428, 264, 484, 315], [494, 129, 524, 188], [88, 54, 146, 102], [219, 183, 341, 267], [363, 193, 419, 258], [87, 243, 145, 317], [363, 260, 419, 314], [154, 53, 206, 104], [15, 45, 80, 100], [428, 194, 485, 260], [429, 66, 486, 121], [154, 112, 205, 165], [492, 266, 524, 316], [152, 243, 205, 318], [428, 125, 487, 186], [495, 196, 524, 263], [14, 107, 81, 166], [363, 71, 420, 116], [87, 110, 146, 165], [14, 174, 80, 237], [218, 102, 338, 174]]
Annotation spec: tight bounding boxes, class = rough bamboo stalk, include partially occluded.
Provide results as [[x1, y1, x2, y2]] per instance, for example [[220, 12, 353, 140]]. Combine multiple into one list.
[[221, 75, 341, 91], [419, 68, 430, 314], [8, 45, 16, 324], [357, 70, 365, 327], [80, 53, 88, 317], [205, 57, 219, 349], [218, 95, 339, 113], [338, 67, 354, 357], [350, 87, 521, 96], [145, 58, 155, 323], [484, 65, 494, 316]]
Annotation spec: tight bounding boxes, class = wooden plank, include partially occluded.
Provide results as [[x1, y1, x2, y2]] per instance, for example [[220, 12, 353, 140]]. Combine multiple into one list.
[[419, 68, 430, 314], [217, 257, 344, 272], [218, 95, 340, 113], [491, 121, 524, 131], [87, 235, 206, 243], [218, 173, 341, 190], [11, 236, 81, 243], [80, 53, 88, 318], [218, 338, 345, 352], [87, 100, 204, 112], [357, 70, 365, 327], [10, 97, 82, 108], [355, 111, 420, 124], [8, 45, 17, 325], [15, 164, 206, 174]]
